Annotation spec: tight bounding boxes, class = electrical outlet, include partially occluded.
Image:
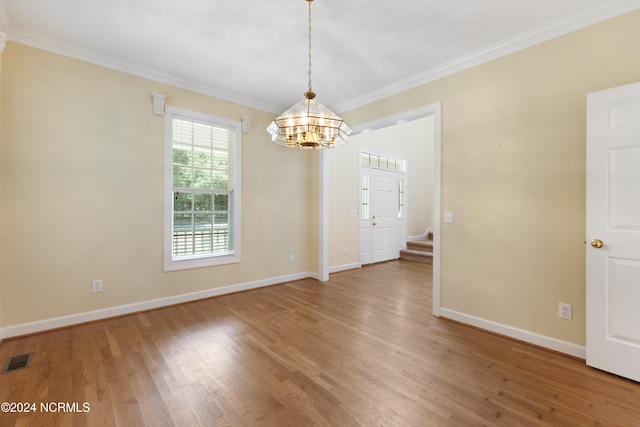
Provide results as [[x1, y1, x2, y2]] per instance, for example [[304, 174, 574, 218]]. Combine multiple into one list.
[[559, 303, 572, 320], [290, 255, 295, 264], [92, 279, 103, 293]]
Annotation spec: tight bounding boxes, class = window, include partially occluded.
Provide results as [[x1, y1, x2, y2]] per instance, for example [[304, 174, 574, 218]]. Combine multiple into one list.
[[361, 174, 370, 220], [397, 178, 404, 218], [164, 107, 241, 271], [360, 151, 406, 172]]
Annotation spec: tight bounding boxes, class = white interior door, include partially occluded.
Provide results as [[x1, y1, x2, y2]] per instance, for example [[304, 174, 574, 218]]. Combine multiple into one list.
[[586, 81, 640, 382]]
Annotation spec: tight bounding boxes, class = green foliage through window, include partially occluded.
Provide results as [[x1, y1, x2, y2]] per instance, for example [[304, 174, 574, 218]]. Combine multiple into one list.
[[171, 115, 236, 257]]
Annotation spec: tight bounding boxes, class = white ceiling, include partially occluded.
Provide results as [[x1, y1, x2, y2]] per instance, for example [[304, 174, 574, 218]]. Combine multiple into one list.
[[0, 0, 638, 113]]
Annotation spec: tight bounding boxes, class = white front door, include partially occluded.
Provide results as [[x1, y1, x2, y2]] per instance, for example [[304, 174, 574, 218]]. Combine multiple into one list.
[[359, 167, 404, 265], [371, 169, 398, 263], [586, 81, 640, 382]]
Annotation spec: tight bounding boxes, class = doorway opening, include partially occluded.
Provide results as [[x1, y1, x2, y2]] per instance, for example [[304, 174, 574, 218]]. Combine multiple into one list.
[[350, 103, 442, 316]]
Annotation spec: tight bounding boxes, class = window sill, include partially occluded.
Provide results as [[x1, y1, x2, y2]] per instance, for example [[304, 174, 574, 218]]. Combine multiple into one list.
[[164, 252, 240, 272]]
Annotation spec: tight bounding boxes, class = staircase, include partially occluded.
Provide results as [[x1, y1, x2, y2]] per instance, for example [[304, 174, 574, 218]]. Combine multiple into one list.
[[399, 231, 433, 264]]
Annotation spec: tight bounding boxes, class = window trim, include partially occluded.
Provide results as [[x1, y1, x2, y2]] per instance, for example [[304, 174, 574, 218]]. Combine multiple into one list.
[[163, 106, 242, 271]]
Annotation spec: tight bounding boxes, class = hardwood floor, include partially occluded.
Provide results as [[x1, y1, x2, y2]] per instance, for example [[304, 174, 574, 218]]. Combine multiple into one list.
[[1, 261, 639, 426]]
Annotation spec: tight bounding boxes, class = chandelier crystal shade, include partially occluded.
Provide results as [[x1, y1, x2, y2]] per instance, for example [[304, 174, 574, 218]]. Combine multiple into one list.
[[267, 0, 351, 149]]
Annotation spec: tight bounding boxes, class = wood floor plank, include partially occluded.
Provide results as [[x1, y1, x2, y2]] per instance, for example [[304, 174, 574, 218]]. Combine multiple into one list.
[[1, 260, 639, 426]]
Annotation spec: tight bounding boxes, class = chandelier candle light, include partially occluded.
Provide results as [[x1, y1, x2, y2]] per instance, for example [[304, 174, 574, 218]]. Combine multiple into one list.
[[267, 0, 352, 149]]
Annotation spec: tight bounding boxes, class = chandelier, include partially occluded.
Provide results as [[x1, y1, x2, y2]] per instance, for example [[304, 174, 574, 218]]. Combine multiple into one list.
[[267, 0, 351, 149]]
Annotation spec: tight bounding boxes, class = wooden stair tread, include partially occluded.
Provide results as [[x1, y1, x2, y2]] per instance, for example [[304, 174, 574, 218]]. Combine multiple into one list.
[[399, 249, 433, 264], [406, 240, 433, 250], [400, 249, 433, 257]]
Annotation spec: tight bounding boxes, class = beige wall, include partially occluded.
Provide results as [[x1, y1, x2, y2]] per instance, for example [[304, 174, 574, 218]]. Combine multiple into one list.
[[0, 43, 318, 327], [341, 10, 640, 346], [327, 137, 359, 268]]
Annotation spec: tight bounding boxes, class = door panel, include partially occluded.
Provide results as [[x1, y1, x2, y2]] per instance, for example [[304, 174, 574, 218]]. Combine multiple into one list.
[[608, 146, 640, 229], [608, 258, 640, 344], [586, 81, 640, 382]]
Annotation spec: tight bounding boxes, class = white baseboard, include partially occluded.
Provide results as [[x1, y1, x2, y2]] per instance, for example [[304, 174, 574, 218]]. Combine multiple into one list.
[[439, 308, 586, 359], [0, 272, 314, 340], [329, 263, 359, 274], [2, 275, 586, 361]]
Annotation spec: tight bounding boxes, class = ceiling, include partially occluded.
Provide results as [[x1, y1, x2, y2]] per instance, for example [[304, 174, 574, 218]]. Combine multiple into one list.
[[0, 0, 637, 114]]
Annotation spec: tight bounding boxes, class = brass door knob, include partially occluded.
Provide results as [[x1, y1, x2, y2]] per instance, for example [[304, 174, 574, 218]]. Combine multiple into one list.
[[372, 222, 378, 226], [591, 239, 604, 249]]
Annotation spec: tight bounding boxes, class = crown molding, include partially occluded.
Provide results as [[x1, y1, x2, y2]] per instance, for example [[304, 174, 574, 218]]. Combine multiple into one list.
[[4, 1, 639, 115], [5, 28, 282, 114], [334, 0, 640, 113]]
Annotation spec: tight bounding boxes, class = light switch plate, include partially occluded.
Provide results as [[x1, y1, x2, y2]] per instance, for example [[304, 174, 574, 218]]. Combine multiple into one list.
[[444, 211, 453, 224]]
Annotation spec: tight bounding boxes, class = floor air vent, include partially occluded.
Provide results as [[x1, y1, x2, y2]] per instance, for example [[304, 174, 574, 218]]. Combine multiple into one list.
[[2, 352, 33, 374]]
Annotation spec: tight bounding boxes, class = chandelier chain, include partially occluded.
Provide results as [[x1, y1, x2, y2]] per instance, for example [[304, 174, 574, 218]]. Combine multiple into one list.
[[307, 0, 313, 93]]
